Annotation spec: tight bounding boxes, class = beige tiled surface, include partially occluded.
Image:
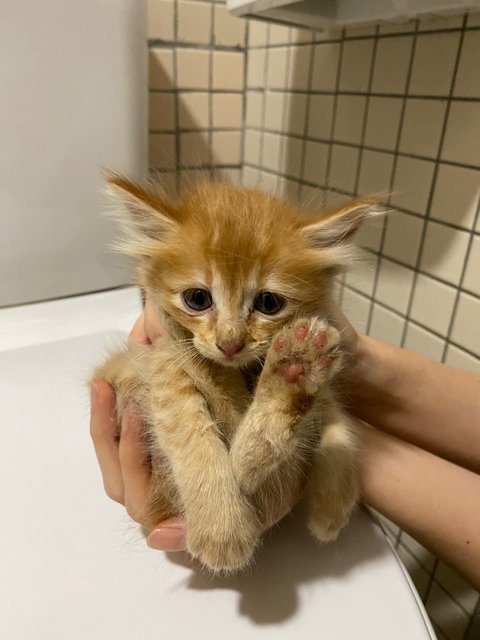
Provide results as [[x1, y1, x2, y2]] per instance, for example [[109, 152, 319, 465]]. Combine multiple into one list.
[[409, 32, 461, 96], [266, 47, 288, 88], [213, 51, 244, 90], [382, 211, 423, 266], [308, 94, 334, 139], [371, 36, 413, 94], [214, 4, 246, 47], [177, 48, 210, 88], [369, 304, 404, 345], [334, 95, 366, 144], [149, 92, 175, 130], [442, 100, 480, 166], [391, 157, 435, 214], [339, 39, 374, 92], [463, 235, 480, 295], [451, 292, 480, 354], [177, 1, 211, 44], [329, 145, 359, 192], [454, 29, 480, 97], [410, 273, 457, 334], [419, 222, 470, 285], [375, 258, 415, 313], [311, 43, 340, 91], [357, 149, 394, 195], [149, 49, 174, 89], [148, 0, 174, 41], [399, 98, 447, 158], [212, 93, 243, 128], [404, 322, 445, 360], [430, 164, 480, 229], [178, 92, 209, 128], [364, 97, 403, 150]]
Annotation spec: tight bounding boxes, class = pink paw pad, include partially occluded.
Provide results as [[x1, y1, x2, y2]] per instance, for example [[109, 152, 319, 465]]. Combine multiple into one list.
[[319, 355, 334, 369], [278, 362, 304, 383], [295, 324, 310, 341], [313, 331, 327, 349], [273, 335, 286, 353]]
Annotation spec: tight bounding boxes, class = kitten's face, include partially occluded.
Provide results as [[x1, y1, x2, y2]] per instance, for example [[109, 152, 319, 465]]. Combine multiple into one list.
[[109, 178, 376, 368]]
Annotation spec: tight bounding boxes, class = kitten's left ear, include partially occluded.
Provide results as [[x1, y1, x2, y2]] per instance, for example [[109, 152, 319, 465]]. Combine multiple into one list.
[[301, 196, 382, 248]]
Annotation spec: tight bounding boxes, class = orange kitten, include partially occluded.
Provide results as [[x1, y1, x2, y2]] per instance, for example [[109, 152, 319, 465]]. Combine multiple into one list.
[[94, 175, 379, 573]]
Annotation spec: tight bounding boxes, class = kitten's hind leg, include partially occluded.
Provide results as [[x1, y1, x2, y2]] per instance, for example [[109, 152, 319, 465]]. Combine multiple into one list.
[[231, 318, 341, 495], [308, 404, 359, 542]]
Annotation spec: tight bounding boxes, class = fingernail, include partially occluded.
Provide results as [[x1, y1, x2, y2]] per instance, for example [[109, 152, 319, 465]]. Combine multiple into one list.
[[147, 525, 186, 551], [90, 381, 99, 404]]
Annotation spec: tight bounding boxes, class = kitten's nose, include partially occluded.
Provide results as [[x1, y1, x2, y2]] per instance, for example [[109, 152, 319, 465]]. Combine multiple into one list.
[[216, 341, 245, 358]]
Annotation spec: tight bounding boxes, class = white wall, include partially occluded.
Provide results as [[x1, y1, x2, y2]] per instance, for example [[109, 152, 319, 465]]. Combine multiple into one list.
[[0, 0, 147, 306]]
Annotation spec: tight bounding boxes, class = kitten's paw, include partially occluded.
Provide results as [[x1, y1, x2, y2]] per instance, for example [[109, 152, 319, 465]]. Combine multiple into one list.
[[265, 318, 341, 396], [308, 482, 358, 542], [186, 500, 259, 573]]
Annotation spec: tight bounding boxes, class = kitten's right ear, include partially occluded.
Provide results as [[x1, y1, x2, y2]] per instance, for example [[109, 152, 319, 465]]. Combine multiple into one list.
[[105, 172, 178, 255]]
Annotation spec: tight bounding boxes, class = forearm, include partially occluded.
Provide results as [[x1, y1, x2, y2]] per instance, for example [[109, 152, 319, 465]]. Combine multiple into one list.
[[342, 335, 480, 472], [356, 420, 480, 590]]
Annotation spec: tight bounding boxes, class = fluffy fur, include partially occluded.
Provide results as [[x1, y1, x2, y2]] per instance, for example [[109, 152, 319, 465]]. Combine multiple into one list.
[[94, 175, 379, 573]]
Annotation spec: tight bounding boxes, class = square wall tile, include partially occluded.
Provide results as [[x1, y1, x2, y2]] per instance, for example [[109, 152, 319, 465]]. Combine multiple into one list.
[[287, 45, 312, 91], [375, 258, 415, 313], [303, 140, 328, 186], [329, 145, 359, 193], [248, 21, 268, 47], [442, 101, 480, 166], [333, 95, 366, 145], [426, 583, 470, 640], [290, 27, 313, 45], [149, 92, 175, 131], [308, 94, 334, 140], [409, 32, 460, 96], [213, 51, 244, 90], [341, 287, 370, 333], [355, 215, 384, 252], [454, 30, 480, 98], [266, 47, 289, 89], [396, 546, 430, 600], [410, 273, 457, 334], [212, 131, 242, 165], [339, 39, 374, 92], [399, 99, 447, 158], [149, 49, 174, 90], [247, 48, 266, 87], [262, 132, 282, 172], [420, 222, 470, 285], [372, 37, 414, 94], [244, 129, 261, 165], [265, 91, 285, 131], [430, 164, 480, 229], [391, 157, 435, 214], [467, 11, 480, 27], [180, 130, 210, 166], [435, 562, 479, 615], [284, 92, 308, 136], [344, 249, 377, 296], [246, 91, 262, 128], [281, 136, 304, 179], [369, 304, 405, 346], [311, 42, 340, 91], [445, 345, 480, 373], [383, 211, 423, 266], [149, 133, 176, 169], [451, 292, 480, 355], [404, 323, 444, 361], [177, 1, 211, 45], [463, 235, 480, 296], [258, 170, 279, 193], [269, 24, 291, 45], [364, 97, 403, 151], [214, 4, 246, 47], [357, 150, 394, 196], [242, 165, 260, 188], [177, 49, 210, 89], [178, 92, 209, 129], [212, 93, 243, 129], [148, 0, 174, 41]]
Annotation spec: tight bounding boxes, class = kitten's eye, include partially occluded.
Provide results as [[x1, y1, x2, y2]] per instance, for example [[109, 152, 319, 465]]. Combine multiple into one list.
[[182, 288, 213, 311], [254, 291, 285, 315]]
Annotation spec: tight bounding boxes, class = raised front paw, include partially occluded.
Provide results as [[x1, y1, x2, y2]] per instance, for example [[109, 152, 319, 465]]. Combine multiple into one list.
[[264, 318, 341, 396], [186, 498, 259, 573]]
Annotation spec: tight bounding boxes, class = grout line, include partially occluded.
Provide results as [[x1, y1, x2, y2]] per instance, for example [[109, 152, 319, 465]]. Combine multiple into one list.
[[398, 17, 468, 363], [365, 20, 420, 337], [323, 30, 346, 207]]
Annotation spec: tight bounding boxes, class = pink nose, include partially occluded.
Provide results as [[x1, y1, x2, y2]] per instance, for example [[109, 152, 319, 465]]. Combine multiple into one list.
[[216, 342, 245, 358]]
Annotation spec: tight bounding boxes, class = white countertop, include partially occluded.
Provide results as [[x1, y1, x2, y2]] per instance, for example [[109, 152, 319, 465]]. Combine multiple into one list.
[[0, 288, 435, 639]]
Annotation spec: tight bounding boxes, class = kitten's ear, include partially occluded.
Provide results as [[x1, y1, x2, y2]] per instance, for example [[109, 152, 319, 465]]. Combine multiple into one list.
[[301, 196, 382, 248], [105, 172, 178, 254]]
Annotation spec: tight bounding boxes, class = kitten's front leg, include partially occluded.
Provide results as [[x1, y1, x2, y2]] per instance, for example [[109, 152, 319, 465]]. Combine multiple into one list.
[[231, 318, 341, 494], [149, 367, 259, 573], [307, 404, 358, 541]]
